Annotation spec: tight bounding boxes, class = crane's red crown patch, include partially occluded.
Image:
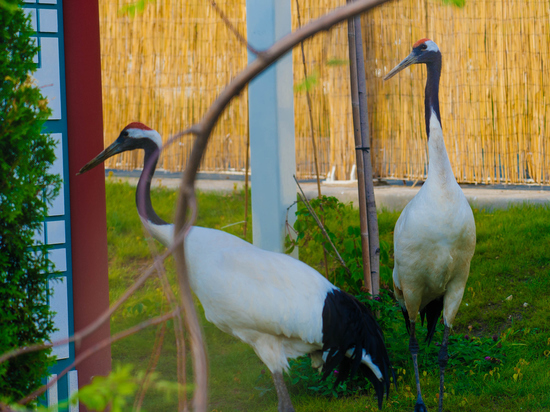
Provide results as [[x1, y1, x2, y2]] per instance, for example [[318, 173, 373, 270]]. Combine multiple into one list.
[[413, 38, 431, 48], [124, 122, 152, 131]]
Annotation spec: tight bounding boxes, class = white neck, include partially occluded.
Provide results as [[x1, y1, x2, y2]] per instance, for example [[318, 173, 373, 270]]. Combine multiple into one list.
[[141, 218, 175, 247], [426, 109, 456, 187]]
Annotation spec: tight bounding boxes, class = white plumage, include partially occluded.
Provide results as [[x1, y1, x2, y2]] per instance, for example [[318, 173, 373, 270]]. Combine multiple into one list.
[[385, 39, 476, 412], [79, 122, 392, 411], [393, 111, 476, 322], [184, 226, 332, 372]]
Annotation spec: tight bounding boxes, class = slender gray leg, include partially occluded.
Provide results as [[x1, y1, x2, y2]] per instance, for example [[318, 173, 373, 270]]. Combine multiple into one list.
[[272, 371, 295, 412], [409, 321, 428, 412], [438, 325, 450, 412]]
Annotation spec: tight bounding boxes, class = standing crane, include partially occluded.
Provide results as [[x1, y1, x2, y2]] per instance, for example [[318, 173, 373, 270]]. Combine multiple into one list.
[[384, 39, 476, 412], [78, 122, 392, 411]]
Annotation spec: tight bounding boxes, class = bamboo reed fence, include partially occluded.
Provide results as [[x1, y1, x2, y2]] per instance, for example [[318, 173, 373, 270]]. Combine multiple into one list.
[[99, 0, 249, 175], [99, 0, 550, 184]]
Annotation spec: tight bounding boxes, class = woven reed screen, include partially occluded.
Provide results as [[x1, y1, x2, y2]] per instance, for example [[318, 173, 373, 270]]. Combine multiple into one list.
[[99, 0, 550, 184]]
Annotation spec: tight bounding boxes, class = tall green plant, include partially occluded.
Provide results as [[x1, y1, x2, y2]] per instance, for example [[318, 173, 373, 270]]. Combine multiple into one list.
[[287, 196, 392, 295], [0, 0, 61, 402]]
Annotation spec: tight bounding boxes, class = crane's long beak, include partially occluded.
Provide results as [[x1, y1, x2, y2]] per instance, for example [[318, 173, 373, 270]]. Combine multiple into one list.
[[77, 138, 124, 175], [384, 52, 418, 80]]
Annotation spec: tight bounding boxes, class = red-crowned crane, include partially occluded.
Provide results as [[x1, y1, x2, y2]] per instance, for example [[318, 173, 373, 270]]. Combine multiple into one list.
[[384, 39, 476, 412], [78, 122, 392, 411]]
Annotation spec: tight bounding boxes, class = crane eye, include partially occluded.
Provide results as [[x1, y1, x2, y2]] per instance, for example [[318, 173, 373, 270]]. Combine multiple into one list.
[[420, 44, 428, 51], [123, 131, 129, 137]]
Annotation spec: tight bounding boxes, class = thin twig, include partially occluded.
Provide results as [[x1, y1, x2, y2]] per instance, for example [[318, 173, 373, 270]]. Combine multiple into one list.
[[0, 247, 172, 365], [165, 4, 393, 408], [294, 0, 322, 198], [209, 0, 262, 56], [134, 321, 166, 412], [294, 0, 329, 278], [0, 207, 196, 368], [134, 235, 178, 411], [141, 203, 188, 410], [293, 176, 351, 275], [163, 127, 198, 153], [18, 309, 180, 406]]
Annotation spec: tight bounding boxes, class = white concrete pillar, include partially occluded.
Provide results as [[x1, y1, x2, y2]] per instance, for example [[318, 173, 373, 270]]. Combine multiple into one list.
[[246, 0, 297, 253]]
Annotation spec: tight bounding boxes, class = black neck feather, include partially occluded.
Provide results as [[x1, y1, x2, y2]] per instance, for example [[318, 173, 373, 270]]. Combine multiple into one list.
[[136, 141, 169, 226], [424, 54, 442, 139]]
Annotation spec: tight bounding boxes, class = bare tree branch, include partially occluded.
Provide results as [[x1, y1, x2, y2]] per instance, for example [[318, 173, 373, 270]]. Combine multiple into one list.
[[165, 1, 391, 410], [294, 0, 331, 279], [18, 309, 180, 406], [0, 249, 169, 365], [294, 176, 352, 275], [0, 220, 197, 366], [294, 0, 322, 197], [141, 207, 189, 410], [2, 3, 392, 411], [134, 321, 166, 412], [208, 0, 261, 56]]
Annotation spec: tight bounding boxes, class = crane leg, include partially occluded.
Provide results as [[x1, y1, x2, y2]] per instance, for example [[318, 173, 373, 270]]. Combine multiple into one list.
[[409, 321, 428, 412], [272, 370, 295, 412], [437, 325, 450, 412]]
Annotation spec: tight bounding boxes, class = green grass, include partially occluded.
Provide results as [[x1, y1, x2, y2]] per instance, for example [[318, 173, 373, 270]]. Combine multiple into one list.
[[106, 180, 550, 411]]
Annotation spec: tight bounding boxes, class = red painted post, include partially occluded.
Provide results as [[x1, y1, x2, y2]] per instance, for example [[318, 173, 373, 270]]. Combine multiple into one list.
[[62, 0, 112, 398]]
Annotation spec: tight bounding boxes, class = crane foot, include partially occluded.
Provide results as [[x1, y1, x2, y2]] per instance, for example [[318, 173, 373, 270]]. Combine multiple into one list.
[[414, 400, 428, 412]]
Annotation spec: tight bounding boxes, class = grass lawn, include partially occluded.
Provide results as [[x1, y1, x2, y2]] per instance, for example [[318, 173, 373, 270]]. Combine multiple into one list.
[[106, 180, 550, 412]]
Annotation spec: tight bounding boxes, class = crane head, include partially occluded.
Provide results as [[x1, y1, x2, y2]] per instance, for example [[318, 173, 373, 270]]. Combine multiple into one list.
[[384, 38, 440, 80], [78, 122, 162, 175]]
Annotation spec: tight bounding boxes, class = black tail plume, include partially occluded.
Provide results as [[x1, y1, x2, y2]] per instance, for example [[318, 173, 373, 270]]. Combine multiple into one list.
[[321, 289, 393, 410], [420, 296, 444, 345], [401, 307, 411, 334]]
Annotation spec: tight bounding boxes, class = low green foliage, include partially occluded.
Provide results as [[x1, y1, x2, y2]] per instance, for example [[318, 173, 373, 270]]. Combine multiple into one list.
[[0, 0, 61, 403], [286, 195, 392, 294], [4, 365, 182, 412], [75, 365, 182, 412]]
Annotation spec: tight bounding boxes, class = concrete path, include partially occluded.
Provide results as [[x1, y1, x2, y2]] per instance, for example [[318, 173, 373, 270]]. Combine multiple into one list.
[[106, 172, 550, 212]]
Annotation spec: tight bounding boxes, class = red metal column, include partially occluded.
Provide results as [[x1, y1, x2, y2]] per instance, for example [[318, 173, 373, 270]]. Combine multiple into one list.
[[63, 0, 111, 396]]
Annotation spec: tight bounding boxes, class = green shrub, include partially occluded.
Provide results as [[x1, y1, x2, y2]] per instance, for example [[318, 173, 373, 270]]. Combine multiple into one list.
[[286, 195, 392, 295], [0, 0, 61, 402]]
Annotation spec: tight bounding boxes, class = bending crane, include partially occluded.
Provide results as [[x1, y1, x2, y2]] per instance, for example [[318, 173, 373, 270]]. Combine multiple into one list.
[[384, 39, 476, 412], [79, 122, 393, 411]]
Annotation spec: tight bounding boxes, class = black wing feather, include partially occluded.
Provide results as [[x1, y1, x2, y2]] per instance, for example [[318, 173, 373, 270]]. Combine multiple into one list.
[[321, 290, 393, 410]]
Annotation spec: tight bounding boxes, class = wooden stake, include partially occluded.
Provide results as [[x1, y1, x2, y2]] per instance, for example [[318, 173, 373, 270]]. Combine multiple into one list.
[[353, 11, 380, 296], [346, 14, 372, 296]]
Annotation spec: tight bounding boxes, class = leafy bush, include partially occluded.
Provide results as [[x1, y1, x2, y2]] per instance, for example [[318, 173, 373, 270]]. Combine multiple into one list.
[[0, 0, 61, 402], [286, 195, 392, 295], [2, 365, 183, 412]]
